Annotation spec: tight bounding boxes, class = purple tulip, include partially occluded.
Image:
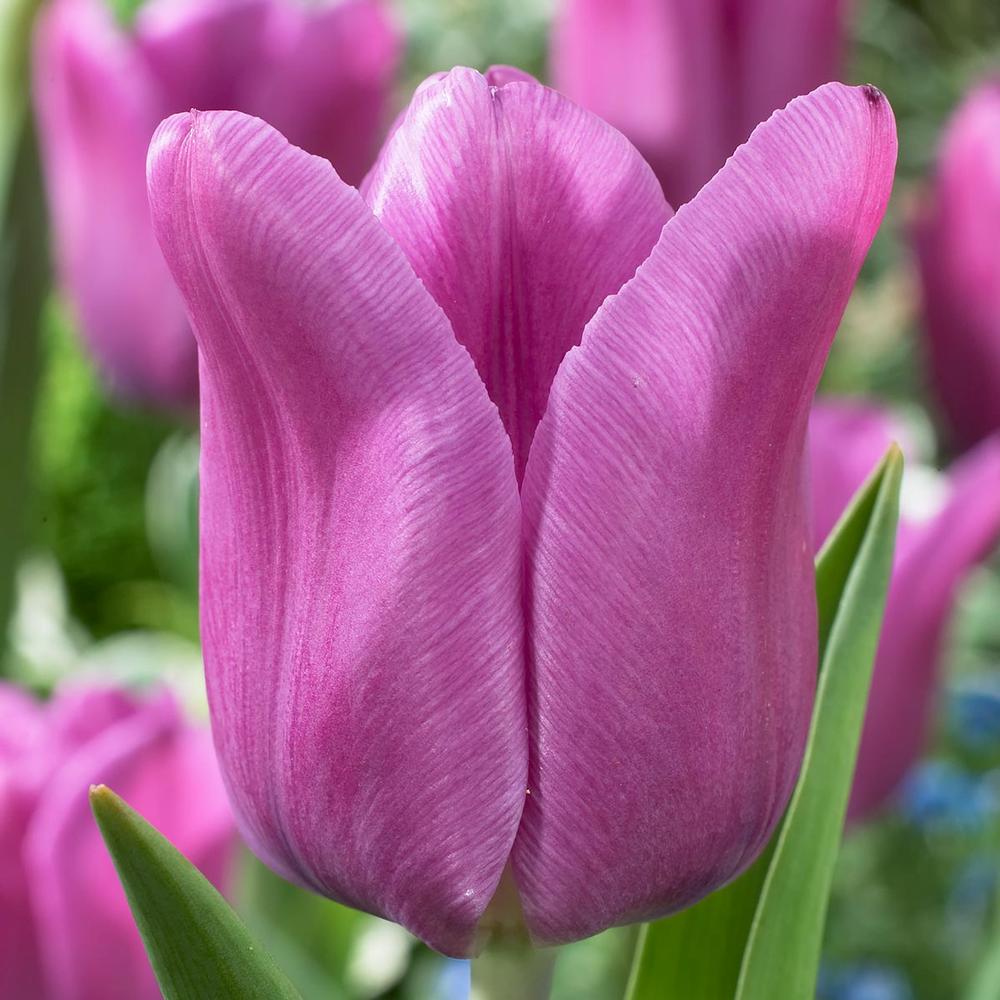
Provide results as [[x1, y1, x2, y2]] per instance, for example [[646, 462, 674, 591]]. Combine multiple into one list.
[[32, 0, 399, 407], [914, 80, 1000, 449], [808, 400, 1000, 822], [0, 681, 236, 1000], [551, 0, 853, 208], [147, 68, 895, 955]]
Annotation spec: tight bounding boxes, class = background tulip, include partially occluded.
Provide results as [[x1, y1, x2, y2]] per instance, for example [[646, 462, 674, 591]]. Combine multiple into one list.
[[550, 0, 853, 208], [0, 681, 235, 1000], [913, 80, 1000, 450], [32, 0, 400, 406], [808, 400, 1000, 821], [147, 67, 894, 955]]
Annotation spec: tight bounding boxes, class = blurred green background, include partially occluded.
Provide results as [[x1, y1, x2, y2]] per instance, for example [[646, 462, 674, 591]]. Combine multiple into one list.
[[4, 1, 1000, 998]]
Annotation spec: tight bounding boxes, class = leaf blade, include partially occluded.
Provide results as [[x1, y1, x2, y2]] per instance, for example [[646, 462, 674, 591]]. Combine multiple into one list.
[[90, 785, 302, 1000], [623, 846, 772, 999], [735, 446, 903, 1000], [624, 447, 902, 1000], [0, 0, 49, 649]]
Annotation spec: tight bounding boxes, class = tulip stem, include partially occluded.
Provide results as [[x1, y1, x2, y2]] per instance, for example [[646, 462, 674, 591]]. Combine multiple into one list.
[[470, 941, 556, 1000]]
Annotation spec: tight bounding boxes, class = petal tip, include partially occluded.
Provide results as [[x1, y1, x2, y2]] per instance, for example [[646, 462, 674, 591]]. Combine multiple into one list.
[[862, 83, 886, 106], [483, 64, 539, 88]]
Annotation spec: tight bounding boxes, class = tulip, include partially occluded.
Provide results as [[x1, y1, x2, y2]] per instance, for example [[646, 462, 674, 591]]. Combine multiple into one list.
[[551, 0, 853, 208], [808, 400, 1000, 822], [913, 80, 1000, 449], [147, 67, 895, 955], [0, 681, 235, 999], [32, 0, 399, 406]]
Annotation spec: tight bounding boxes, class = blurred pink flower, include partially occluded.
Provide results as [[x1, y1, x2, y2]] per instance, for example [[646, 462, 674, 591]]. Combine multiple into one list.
[[0, 682, 236, 1000], [809, 400, 1000, 822], [33, 0, 400, 406], [551, 0, 853, 207], [914, 80, 1000, 449], [147, 68, 895, 955]]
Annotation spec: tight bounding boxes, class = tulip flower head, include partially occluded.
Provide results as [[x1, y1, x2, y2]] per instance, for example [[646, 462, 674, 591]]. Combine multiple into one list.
[[914, 80, 1000, 449], [147, 68, 895, 955], [808, 400, 1000, 821], [33, 0, 400, 406], [0, 682, 235, 1000], [551, 0, 854, 207]]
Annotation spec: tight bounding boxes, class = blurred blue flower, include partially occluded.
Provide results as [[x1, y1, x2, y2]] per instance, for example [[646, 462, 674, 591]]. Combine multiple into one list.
[[437, 958, 470, 1000], [898, 759, 998, 832], [818, 963, 914, 1000], [949, 674, 1000, 750]]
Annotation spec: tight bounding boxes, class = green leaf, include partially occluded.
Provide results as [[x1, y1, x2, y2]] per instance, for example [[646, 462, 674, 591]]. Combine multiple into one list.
[[0, 118, 48, 649], [623, 844, 774, 1000], [0, 0, 43, 185], [735, 446, 902, 1000], [963, 865, 1000, 1000], [90, 785, 302, 1000], [965, 944, 1000, 1000], [624, 447, 902, 1000], [0, 0, 47, 655]]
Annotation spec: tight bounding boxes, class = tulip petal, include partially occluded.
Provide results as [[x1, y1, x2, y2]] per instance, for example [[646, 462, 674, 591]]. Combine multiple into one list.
[[737, 0, 850, 153], [246, 0, 399, 186], [552, 0, 853, 209], [513, 83, 896, 944], [362, 66, 671, 481], [148, 111, 526, 956], [32, 0, 196, 404], [0, 686, 45, 1000], [136, 0, 399, 188], [551, 0, 726, 206], [24, 693, 234, 1000], [849, 435, 1000, 820], [914, 81, 1000, 448], [134, 0, 273, 112], [0, 683, 43, 756]]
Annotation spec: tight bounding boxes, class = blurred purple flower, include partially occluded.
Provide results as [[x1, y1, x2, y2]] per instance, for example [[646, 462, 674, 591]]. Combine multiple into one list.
[[33, 0, 400, 407], [0, 681, 236, 1000], [914, 80, 1000, 450], [147, 67, 895, 955], [551, 0, 854, 207], [808, 399, 1000, 822]]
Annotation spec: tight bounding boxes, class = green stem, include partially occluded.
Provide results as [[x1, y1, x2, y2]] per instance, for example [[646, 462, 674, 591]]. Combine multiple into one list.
[[470, 941, 556, 1000], [471, 866, 556, 999]]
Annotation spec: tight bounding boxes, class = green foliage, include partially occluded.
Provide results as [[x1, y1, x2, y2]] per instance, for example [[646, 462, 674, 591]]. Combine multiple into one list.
[[105, 0, 147, 29], [0, 0, 43, 187], [237, 853, 398, 1000], [625, 450, 902, 1000], [0, 0, 47, 657], [91, 785, 302, 1000], [399, 0, 551, 88], [31, 308, 195, 640], [966, 926, 1000, 1000], [736, 448, 902, 999], [624, 848, 773, 1000], [0, 121, 47, 650], [551, 927, 638, 1000]]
